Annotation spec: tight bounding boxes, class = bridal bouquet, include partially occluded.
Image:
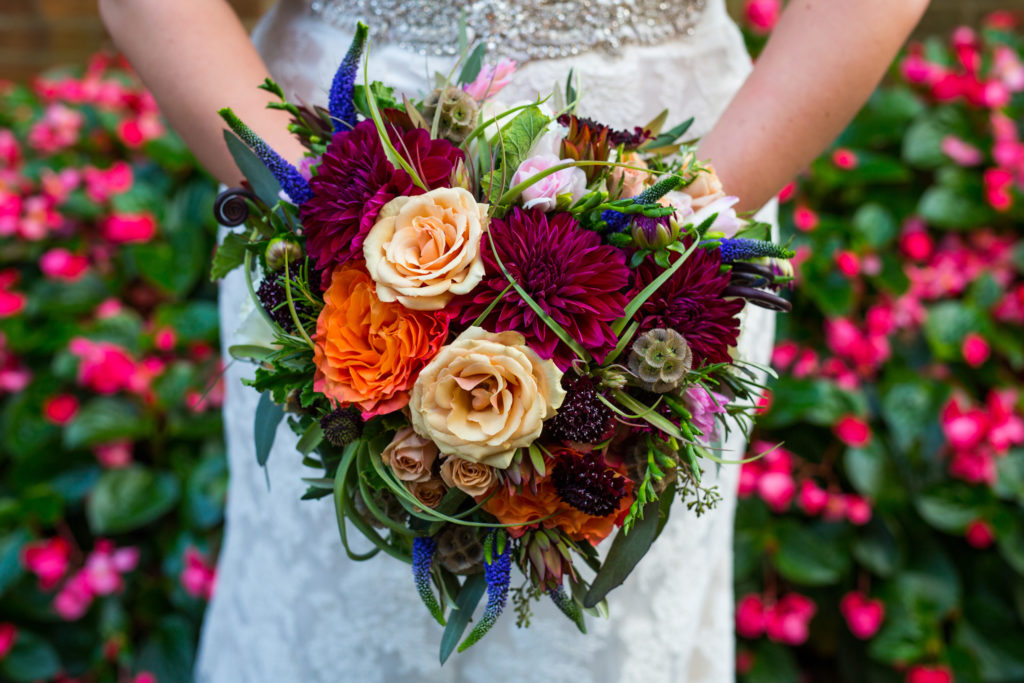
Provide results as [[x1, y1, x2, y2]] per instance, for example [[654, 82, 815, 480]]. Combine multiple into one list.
[[212, 23, 793, 661]]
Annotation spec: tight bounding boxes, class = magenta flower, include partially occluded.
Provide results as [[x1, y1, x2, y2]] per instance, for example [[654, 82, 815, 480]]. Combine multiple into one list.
[[463, 59, 517, 101], [840, 591, 885, 639], [459, 208, 629, 368], [299, 120, 463, 277]]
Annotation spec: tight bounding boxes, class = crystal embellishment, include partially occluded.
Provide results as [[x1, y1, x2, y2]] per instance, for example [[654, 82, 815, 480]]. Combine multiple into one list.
[[307, 0, 708, 62]]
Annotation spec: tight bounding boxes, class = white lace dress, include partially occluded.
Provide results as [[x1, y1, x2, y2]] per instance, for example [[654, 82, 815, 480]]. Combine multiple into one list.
[[197, 1, 776, 680]]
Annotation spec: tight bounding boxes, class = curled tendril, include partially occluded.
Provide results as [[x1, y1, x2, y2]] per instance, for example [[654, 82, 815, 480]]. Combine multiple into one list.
[[723, 285, 793, 312], [213, 187, 258, 227]]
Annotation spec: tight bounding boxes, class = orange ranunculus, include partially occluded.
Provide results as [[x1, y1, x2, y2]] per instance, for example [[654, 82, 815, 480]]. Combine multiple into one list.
[[480, 449, 633, 546], [313, 264, 449, 418]]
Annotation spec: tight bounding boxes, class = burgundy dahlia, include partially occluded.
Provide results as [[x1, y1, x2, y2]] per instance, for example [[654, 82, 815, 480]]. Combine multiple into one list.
[[552, 451, 628, 517], [631, 245, 744, 366], [459, 208, 630, 369], [299, 119, 463, 277]]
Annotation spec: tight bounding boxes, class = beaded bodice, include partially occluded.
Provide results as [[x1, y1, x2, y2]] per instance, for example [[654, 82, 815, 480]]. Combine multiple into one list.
[[308, 0, 707, 62]]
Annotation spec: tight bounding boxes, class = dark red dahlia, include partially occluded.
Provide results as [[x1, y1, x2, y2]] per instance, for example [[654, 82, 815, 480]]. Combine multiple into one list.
[[631, 245, 744, 366], [459, 208, 630, 369], [552, 451, 629, 517], [299, 120, 463, 277], [543, 375, 616, 444]]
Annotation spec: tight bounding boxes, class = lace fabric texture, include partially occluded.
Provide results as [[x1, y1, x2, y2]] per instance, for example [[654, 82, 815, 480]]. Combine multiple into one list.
[[197, 1, 776, 680]]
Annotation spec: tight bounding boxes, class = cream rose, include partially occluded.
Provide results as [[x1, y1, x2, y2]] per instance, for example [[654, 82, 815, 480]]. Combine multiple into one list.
[[609, 151, 650, 199], [682, 164, 726, 211], [362, 187, 488, 310], [381, 426, 438, 483], [409, 327, 566, 469], [440, 456, 498, 497]]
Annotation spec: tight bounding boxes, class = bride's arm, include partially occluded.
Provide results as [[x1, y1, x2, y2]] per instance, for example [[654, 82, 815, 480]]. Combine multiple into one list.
[[699, 0, 931, 211], [99, 0, 305, 185]]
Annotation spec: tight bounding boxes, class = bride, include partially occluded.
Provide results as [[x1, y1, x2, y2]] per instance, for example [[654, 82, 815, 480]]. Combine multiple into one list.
[[101, 1, 928, 680]]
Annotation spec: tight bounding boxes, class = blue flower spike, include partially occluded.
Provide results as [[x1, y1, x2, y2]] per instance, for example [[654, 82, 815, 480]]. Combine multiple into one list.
[[716, 238, 795, 263], [602, 174, 683, 233], [549, 585, 587, 633], [329, 22, 369, 133], [218, 107, 313, 205], [412, 536, 446, 626], [458, 530, 511, 652]]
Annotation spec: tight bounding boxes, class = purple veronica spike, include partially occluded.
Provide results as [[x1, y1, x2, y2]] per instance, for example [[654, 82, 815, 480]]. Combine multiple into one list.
[[328, 22, 368, 132], [458, 532, 511, 652], [219, 108, 312, 205], [412, 537, 445, 625], [549, 585, 586, 633], [715, 237, 795, 263], [602, 174, 683, 233]]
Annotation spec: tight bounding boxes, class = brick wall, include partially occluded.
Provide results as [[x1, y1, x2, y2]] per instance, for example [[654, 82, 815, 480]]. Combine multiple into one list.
[[1, 1, 1021, 83], [0, 0, 274, 83]]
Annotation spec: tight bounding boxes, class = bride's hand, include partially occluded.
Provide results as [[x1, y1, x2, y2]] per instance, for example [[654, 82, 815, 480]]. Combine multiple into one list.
[[99, 0, 306, 186], [699, 0, 931, 212]]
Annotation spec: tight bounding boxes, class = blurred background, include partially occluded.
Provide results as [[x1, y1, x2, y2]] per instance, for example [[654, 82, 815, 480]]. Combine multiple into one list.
[[0, 1, 1022, 682]]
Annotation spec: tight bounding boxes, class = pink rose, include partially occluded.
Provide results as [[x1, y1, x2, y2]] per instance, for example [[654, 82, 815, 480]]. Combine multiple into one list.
[[510, 154, 587, 212]]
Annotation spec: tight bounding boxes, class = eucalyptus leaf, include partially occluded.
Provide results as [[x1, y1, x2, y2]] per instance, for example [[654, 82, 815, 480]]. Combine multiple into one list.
[[439, 573, 487, 664], [457, 43, 487, 85], [254, 392, 285, 468]]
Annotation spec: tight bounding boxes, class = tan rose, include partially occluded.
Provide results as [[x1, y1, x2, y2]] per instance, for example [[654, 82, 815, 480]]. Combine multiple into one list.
[[363, 187, 488, 311], [440, 456, 498, 497], [381, 426, 438, 483], [682, 164, 726, 211], [409, 327, 566, 469], [609, 152, 650, 199], [407, 478, 447, 509]]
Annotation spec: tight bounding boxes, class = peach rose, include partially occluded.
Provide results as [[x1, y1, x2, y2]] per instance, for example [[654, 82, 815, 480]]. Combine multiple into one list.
[[407, 478, 447, 509], [609, 152, 650, 199], [682, 163, 726, 210], [312, 265, 449, 418], [409, 327, 566, 469], [362, 187, 488, 310], [382, 427, 439, 483], [440, 456, 498, 497]]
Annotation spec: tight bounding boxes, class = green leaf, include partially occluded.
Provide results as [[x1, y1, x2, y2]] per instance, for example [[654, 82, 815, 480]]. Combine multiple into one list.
[[852, 203, 898, 248], [457, 43, 487, 85], [853, 519, 901, 578], [746, 640, 800, 683], [223, 130, 282, 207], [296, 421, 324, 456], [64, 398, 156, 450], [135, 615, 196, 683], [844, 442, 888, 499], [902, 113, 948, 168], [583, 498, 661, 608], [881, 379, 943, 454], [923, 301, 983, 358], [254, 391, 285, 468], [0, 631, 60, 683], [439, 573, 487, 665], [87, 466, 181, 534], [0, 529, 30, 597], [918, 185, 992, 230], [482, 105, 549, 203], [916, 488, 982, 533], [228, 344, 277, 362], [211, 232, 249, 280], [774, 521, 851, 586]]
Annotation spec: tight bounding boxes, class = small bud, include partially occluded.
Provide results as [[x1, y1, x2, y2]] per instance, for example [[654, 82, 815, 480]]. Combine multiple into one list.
[[597, 367, 628, 391], [265, 238, 303, 271], [631, 216, 680, 250], [450, 158, 471, 191]]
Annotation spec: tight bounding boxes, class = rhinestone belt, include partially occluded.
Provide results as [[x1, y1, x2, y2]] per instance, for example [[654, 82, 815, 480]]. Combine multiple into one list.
[[307, 0, 708, 62]]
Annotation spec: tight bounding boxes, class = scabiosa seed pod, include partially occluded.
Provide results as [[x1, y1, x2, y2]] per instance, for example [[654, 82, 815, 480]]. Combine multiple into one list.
[[421, 86, 479, 144], [628, 328, 693, 393], [320, 407, 362, 447], [434, 525, 485, 575], [543, 375, 616, 445], [552, 451, 628, 517]]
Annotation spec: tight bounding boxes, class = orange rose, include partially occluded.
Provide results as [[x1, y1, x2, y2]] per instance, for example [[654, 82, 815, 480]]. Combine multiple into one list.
[[480, 449, 633, 546], [313, 264, 449, 418]]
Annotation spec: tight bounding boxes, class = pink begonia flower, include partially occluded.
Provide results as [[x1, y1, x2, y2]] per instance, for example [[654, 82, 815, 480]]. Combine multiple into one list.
[[825, 318, 863, 359], [840, 592, 885, 639], [69, 338, 137, 395], [860, 253, 882, 277], [965, 519, 995, 548], [117, 114, 164, 148], [756, 388, 773, 415], [129, 356, 167, 397], [985, 11, 1018, 30], [510, 154, 587, 213], [743, 0, 780, 34], [95, 298, 124, 319], [84, 161, 133, 203], [22, 537, 72, 590], [0, 290, 25, 318], [153, 327, 177, 352], [100, 212, 157, 243], [0, 622, 15, 659], [941, 396, 989, 451], [940, 136, 983, 166], [771, 340, 799, 369], [43, 394, 79, 425], [961, 333, 990, 368], [835, 250, 860, 278], [736, 650, 755, 675], [0, 192, 21, 237], [832, 148, 859, 170], [797, 479, 829, 516], [790, 348, 819, 378], [906, 665, 954, 683], [0, 354, 30, 393], [993, 139, 1024, 170], [738, 462, 760, 498], [0, 129, 21, 169], [983, 168, 1014, 211], [93, 441, 133, 468], [793, 205, 819, 232], [901, 52, 945, 85], [758, 471, 795, 513], [865, 304, 895, 336], [27, 103, 84, 153], [949, 449, 996, 485], [758, 441, 792, 473], [844, 494, 872, 525], [40, 248, 89, 282], [40, 167, 81, 203], [777, 181, 797, 203], [83, 541, 139, 596], [53, 572, 93, 621], [899, 218, 935, 261], [765, 593, 816, 645], [735, 594, 766, 638], [19, 194, 63, 240], [133, 673, 158, 683], [187, 377, 226, 414], [987, 390, 1024, 453], [980, 80, 1011, 109], [835, 415, 872, 448], [463, 59, 517, 101], [683, 385, 729, 444], [823, 492, 847, 522], [181, 547, 217, 600]]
